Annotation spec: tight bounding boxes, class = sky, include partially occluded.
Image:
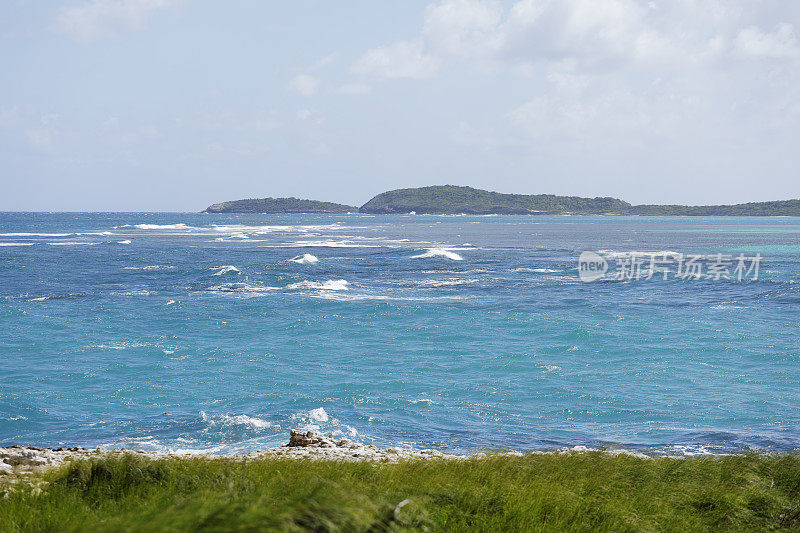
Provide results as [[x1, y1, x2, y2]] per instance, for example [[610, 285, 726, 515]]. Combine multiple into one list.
[[1, 0, 799, 211]]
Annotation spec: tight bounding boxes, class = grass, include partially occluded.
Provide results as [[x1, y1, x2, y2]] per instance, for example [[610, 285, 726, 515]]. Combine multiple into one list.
[[2, 452, 800, 532]]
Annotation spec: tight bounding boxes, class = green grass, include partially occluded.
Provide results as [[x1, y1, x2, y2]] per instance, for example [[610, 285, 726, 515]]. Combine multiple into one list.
[[2, 452, 800, 532]]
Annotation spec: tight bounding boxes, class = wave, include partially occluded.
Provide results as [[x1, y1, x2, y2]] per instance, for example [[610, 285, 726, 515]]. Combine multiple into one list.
[[288, 279, 349, 291], [127, 223, 194, 230], [86, 341, 148, 350], [413, 278, 479, 287], [289, 253, 319, 264], [211, 224, 343, 235], [47, 242, 102, 246], [289, 240, 380, 248], [123, 265, 174, 271], [599, 250, 683, 259], [513, 267, 560, 273], [212, 265, 241, 276], [111, 290, 152, 296], [200, 411, 274, 430], [290, 407, 359, 438], [0, 242, 35, 247], [411, 248, 464, 260], [0, 232, 113, 237], [207, 282, 279, 296], [117, 240, 132, 244]]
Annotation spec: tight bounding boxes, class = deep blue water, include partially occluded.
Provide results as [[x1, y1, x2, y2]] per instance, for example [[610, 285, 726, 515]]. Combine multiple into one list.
[[1, 213, 798, 455]]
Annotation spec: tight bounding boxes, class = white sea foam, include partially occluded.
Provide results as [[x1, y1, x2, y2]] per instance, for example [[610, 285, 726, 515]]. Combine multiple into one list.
[[414, 278, 479, 287], [207, 282, 279, 295], [289, 253, 319, 264], [0, 242, 35, 247], [411, 248, 464, 260], [87, 342, 148, 350], [129, 223, 194, 230], [409, 398, 434, 405], [47, 242, 102, 246], [200, 411, 274, 430], [123, 265, 174, 271], [212, 265, 241, 276], [514, 267, 560, 273], [288, 279, 349, 291], [307, 407, 329, 422], [165, 300, 176, 305], [112, 290, 152, 296], [211, 224, 343, 234], [117, 240, 132, 244], [599, 250, 682, 259], [0, 232, 72, 237], [289, 240, 380, 248]]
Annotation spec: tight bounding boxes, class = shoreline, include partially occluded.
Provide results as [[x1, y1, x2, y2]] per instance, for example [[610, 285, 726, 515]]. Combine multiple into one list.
[[0, 430, 658, 476], [6, 429, 779, 477]]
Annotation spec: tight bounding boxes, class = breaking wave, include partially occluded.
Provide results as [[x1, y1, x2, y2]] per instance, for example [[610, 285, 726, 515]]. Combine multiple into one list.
[[289, 253, 319, 264], [411, 248, 464, 260], [212, 265, 241, 276], [288, 279, 349, 291]]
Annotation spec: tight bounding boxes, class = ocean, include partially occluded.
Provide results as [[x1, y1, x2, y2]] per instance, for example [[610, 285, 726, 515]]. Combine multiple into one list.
[[1, 212, 798, 456]]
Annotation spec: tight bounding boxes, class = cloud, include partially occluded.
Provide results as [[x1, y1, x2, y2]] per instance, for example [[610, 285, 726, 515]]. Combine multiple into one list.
[[351, 39, 441, 79], [351, 0, 800, 79], [735, 23, 800, 59], [287, 74, 320, 97], [56, 0, 182, 41]]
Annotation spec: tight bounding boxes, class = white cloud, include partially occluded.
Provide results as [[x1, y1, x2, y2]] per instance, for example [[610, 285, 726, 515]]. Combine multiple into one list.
[[351, 0, 800, 79], [735, 24, 799, 59], [287, 74, 320, 97], [351, 39, 440, 79], [56, 0, 182, 41]]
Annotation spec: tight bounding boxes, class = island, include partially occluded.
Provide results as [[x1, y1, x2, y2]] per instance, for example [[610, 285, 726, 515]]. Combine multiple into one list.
[[203, 197, 356, 214], [359, 185, 630, 214], [202, 186, 800, 216]]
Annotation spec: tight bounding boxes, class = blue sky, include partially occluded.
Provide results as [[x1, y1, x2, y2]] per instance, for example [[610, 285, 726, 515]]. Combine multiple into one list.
[[1, 0, 799, 211]]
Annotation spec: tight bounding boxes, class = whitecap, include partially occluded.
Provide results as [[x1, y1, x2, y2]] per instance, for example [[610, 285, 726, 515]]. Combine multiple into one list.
[[117, 240, 132, 244], [200, 411, 273, 430], [47, 242, 102, 246], [0, 242, 35, 247], [411, 248, 464, 260], [212, 265, 241, 276], [288, 279, 349, 291], [0, 232, 73, 237], [289, 253, 320, 264], [207, 282, 279, 295], [123, 265, 174, 271], [130, 223, 194, 230], [414, 278, 479, 287], [112, 290, 151, 296], [307, 407, 329, 422]]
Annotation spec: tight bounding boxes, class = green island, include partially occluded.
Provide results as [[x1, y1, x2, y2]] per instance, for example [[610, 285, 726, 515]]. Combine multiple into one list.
[[203, 197, 357, 214], [3, 452, 800, 532], [203, 185, 800, 216]]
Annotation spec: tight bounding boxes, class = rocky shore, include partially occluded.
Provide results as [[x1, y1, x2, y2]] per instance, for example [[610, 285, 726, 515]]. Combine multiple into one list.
[[0, 430, 649, 476]]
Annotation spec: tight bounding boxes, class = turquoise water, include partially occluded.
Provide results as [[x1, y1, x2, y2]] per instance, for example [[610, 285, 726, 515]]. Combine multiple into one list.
[[1, 213, 798, 455]]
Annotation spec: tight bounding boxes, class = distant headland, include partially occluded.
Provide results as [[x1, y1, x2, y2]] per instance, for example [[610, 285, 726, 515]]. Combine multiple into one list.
[[203, 185, 800, 216]]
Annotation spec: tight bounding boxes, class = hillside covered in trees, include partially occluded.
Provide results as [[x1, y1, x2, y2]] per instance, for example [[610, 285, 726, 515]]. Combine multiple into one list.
[[203, 197, 356, 214], [203, 186, 800, 216]]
